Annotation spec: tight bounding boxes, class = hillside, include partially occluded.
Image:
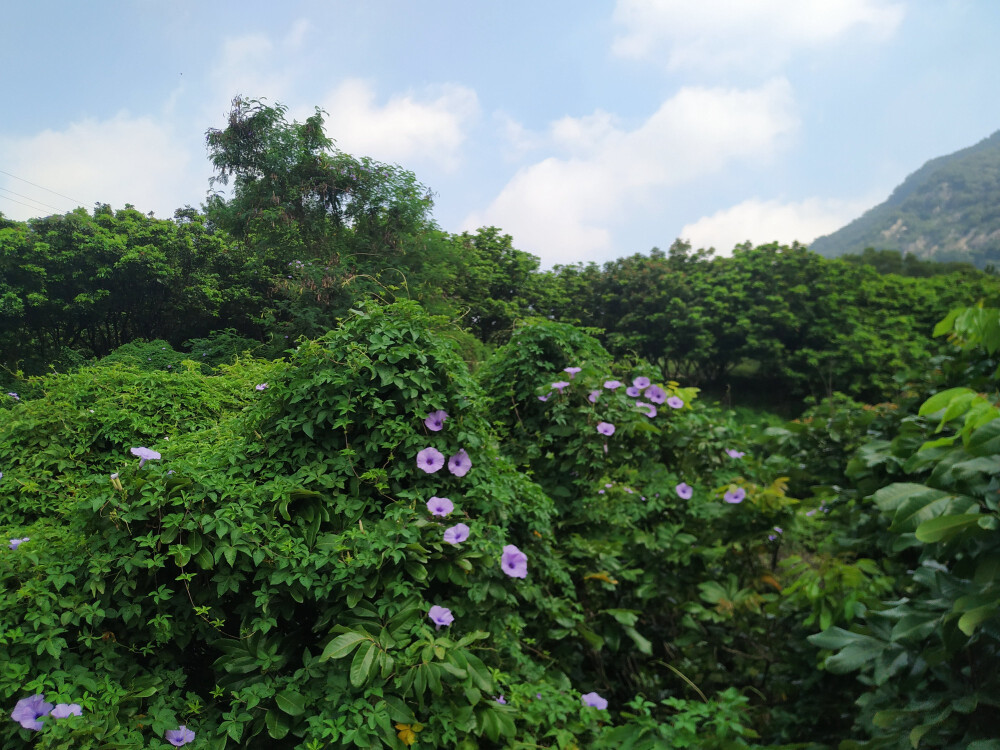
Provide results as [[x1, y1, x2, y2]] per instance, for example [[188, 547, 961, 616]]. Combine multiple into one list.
[[811, 129, 1000, 268]]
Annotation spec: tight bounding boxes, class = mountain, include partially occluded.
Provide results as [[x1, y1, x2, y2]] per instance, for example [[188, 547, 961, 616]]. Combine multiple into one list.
[[811, 130, 1000, 269]]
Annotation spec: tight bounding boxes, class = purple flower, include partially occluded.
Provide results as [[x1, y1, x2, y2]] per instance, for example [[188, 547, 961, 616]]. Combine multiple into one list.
[[538, 393, 552, 402], [564, 367, 582, 378], [666, 396, 684, 409], [645, 385, 666, 404], [501, 544, 528, 578], [632, 376, 650, 390], [597, 489, 605, 494], [50, 703, 82, 718], [724, 487, 746, 504], [426, 496, 454, 517], [9, 537, 29, 550], [424, 410, 448, 431], [596, 422, 615, 436], [636, 401, 657, 418], [806, 509, 816, 517], [581, 691, 608, 710], [11, 694, 53, 730], [603, 380, 622, 390], [416, 447, 445, 473], [130, 446, 161, 468], [443, 523, 470, 545], [495, 695, 507, 704], [551, 381, 570, 393], [726, 449, 745, 459], [588, 390, 600, 403], [7, 392, 19, 401], [773, 526, 783, 534], [448, 449, 472, 477], [428, 605, 454, 630], [255, 383, 268, 391], [165, 725, 196, 746], [626, 386, 642, 397], [675, 482, 693, 500]]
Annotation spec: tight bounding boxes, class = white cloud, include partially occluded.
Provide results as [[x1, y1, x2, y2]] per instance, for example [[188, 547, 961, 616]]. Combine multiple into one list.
[[465, 79, 798, 267], [612, 0, 904, 72], [0, 112, 205, 220], [678, 196, 873, 255], [320, 80, 479, 171]]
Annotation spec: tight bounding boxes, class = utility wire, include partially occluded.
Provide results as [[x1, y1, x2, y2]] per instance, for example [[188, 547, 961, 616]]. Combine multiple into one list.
[[0, 193, 52, 212], [0, 168, 86, 206], [0, 186, 66, 213]]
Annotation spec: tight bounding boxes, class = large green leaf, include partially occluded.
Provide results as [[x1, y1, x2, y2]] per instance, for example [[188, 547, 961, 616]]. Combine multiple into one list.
[[914, 513, 982, 543], [274, 689, 307, 716], [968, 418, 1000, 457], [350, 640, 378, 687], [872, 483, 977, 534], [319, 631, 368, 662]]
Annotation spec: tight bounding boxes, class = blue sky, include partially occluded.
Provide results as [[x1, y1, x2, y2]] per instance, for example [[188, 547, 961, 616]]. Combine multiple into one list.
[[2, 0, 999, 267]]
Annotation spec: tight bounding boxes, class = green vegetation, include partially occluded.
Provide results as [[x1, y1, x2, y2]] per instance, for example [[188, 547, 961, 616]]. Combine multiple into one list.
[[2, 98, 1000, 749]]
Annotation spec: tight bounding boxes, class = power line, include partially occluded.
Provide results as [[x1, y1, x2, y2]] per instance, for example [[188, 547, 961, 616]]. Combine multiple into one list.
[[0, 186, 66, 213], [0, 193, 53, 213], [0, 168, 86, 206]]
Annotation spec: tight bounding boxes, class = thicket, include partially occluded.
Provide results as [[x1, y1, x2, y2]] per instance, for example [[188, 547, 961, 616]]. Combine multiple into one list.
[[3, 97, 1000, 748]]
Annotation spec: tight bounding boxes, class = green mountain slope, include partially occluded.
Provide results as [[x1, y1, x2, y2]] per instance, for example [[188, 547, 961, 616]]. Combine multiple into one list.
[[811, 130, 1000, 268]]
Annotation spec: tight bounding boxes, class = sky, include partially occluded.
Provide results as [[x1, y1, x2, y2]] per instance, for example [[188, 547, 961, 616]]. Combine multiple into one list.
[[2, 0, 1000, 268]]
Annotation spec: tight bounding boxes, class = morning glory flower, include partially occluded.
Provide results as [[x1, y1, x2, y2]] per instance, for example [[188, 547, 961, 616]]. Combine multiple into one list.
[[7, 392, 19, 401], [581, 692, 608, 709], [726, 449, 745, 459], [645, 385, 666, 404], [165, 725, 196, 746], [626, 386, 642, 397], [9, 537, 29, 550], [255, 383, 268, 391], [724, 487, 746, 504], [552, 381, 570, 393], [495, 695, 507, 704], [774, 526, 783, 534], [603, 380, 622, 390], [632, 376, 650, 390], [11, 694, 53, 730], [443, 523, 470, 545], [426, 497, 454, 517], [666, 396, 684, 409], [596, 422, 615, 436], [501, 544, 528, 578], [636, 401, 657, 418], [50, 703, 82, 718], [564, 367, 582, 378], [129, 447, 161, 467], [424, 410, 448, 431], [675, 482, 693, 499], [448, 449, 472, 477], [416, 447, 445, 473], [428, 605, 454, 630], [538, 393, 551, 402]]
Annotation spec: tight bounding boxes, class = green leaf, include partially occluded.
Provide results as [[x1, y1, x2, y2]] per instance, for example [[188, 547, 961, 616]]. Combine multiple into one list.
[[265, 709, 290, 739], [623, 625, 653, 655], [274, 689, 307, 716], [919, 387, 974, 417], [967, 419, 1000, 456], [350, 641, 377, 687], [914, 513, 981, 543], [958, 603, 999, 636], [383, 695, 416, 724], [319, 631, 368, 661]]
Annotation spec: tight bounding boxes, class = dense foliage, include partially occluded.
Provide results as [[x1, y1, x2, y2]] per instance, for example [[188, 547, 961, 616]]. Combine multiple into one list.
[[4, 95, 1000, 748]]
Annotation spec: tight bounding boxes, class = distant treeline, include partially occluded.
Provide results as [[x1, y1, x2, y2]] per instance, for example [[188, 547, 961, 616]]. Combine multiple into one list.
[[3, 97, 999, 407]]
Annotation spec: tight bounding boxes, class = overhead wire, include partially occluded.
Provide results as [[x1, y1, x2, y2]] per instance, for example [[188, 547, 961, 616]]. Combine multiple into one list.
[[0, 167, 87, 207], [0, 186, 66, 213]]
